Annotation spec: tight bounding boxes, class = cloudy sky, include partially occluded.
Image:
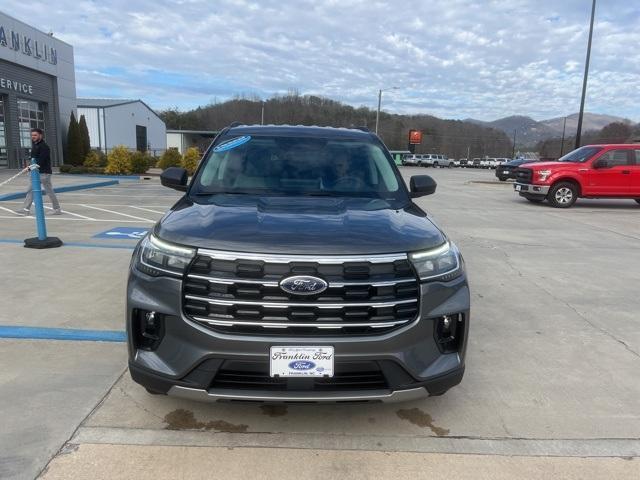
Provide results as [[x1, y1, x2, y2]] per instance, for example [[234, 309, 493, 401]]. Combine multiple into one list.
[[4, 0, 639, 121]]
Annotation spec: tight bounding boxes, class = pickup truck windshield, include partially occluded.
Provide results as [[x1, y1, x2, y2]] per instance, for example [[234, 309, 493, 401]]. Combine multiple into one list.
[[191, 135, 406, 201], [556, 146, 603, 163]]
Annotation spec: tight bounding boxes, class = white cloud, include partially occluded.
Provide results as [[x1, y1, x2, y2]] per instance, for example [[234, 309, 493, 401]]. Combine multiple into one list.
[[2, 0, 638, 121]]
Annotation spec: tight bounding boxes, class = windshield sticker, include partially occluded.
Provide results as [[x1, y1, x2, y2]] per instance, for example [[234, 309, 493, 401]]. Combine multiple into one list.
[[213, 135, 252, 152]]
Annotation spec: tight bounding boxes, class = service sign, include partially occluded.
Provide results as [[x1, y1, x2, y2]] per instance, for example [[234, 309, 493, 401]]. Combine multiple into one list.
[[409, 129, 423, 144]]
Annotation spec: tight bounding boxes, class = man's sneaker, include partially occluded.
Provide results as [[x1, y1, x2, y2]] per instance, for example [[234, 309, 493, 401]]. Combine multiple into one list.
[[15, 208, 30, 215], [52, 209, 63, 215]]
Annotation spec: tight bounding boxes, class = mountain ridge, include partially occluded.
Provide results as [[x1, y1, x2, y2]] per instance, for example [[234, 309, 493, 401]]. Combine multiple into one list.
[[465, 113, 633, 146]]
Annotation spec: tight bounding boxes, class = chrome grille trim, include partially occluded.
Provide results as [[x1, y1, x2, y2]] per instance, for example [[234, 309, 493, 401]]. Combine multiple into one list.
[[184, 249, 420, 335], [197, 249, 408, 264], [186, 273, 415, 288], [184, 294, 418, 309], [191, 316, 411, 329]]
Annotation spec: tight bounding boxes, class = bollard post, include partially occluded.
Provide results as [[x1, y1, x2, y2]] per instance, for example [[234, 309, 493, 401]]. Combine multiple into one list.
[[24, 158, 63, 249]]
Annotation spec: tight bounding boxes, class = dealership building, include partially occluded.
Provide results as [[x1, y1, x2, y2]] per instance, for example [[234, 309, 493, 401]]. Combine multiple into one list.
[[1, 10, 167, 169], [0, 11, 76, 169]]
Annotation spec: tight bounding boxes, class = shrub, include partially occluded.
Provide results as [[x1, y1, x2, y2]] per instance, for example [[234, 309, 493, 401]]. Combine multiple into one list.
[[147, 155, 158, 170], [83, 149, 107, 168], [105, 145, 132, 175], [66, 112, 84, 166], [59, 164, 72, 173], [78, 115, 91, 161], [181, 147, 201, 175], [158, 148, 182, 170], [130, 151, 152, 174]]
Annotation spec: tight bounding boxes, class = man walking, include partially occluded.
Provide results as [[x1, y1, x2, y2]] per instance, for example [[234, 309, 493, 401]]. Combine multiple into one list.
[[16, 128, 62, 215]]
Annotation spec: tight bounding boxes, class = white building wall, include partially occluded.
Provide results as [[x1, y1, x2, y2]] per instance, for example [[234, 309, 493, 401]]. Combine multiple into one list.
[[77, 107, 103, 150], [103, 101, 166, 152], [166, 132, 183, 153]]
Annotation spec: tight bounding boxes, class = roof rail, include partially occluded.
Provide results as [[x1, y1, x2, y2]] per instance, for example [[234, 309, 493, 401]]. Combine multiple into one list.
[[228, 121, 243, 128], [348, 125, 370, 132]]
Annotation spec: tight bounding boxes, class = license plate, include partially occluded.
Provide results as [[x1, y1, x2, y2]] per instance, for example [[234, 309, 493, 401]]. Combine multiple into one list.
[[270, 346, 334, 377], [515, 185, 522, 191]]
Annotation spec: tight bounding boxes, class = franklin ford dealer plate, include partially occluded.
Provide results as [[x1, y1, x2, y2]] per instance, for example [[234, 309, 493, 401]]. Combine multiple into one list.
[[270, 346, 334, 377]]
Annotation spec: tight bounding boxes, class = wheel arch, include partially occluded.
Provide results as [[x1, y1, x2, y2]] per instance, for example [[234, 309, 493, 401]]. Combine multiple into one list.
[[550, 177, 582, 197]]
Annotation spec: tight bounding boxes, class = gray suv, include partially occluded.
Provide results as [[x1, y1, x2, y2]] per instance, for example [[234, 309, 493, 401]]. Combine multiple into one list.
[[127, 124, 470, 403]]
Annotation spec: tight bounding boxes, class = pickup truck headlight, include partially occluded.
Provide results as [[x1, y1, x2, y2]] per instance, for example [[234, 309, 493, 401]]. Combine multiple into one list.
[[409, 241, 463, 281], [537, 170, 552, 181], [137, 234, 195, 277]]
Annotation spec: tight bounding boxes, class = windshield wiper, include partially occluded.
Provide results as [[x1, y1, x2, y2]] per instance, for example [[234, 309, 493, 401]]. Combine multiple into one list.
[[193, 191, 251, 196], [300, 191, 344, 197]]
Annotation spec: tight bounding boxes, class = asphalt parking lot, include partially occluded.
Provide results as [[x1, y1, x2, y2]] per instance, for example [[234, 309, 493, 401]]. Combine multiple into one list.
[[1, 168, 638, 479]]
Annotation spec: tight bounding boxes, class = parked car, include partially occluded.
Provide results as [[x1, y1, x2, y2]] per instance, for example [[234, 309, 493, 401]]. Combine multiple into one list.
[[402, 154, 421, 166], [128, 124, 470, 402], [458, 158, 469, 168], [496, 158, 534, 181], [471, 158, 482, 168], [514, 144, 640, 208], [433, 155, 455, 168]]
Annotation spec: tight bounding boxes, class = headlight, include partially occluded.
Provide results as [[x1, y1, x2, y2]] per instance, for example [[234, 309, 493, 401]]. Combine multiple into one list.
[[537, 170, 552, 181], [137, 234, 195, 277], [409, 241, 463, 281]]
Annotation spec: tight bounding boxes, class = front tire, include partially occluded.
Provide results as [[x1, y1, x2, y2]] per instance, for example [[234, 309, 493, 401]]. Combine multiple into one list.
[[498, 176, 507, 182], [548, 182, 578, 208], [635, 199, 640, 205]]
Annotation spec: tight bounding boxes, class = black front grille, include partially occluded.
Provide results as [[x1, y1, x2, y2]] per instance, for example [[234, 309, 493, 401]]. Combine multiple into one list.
[[210, 361, 388, 391], [515, 168, 533, 184], [183, 250, 420, 336]]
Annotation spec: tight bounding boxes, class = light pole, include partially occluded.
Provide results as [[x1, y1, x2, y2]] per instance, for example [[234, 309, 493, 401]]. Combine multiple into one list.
[[512, 129, 517, 158], [559, 116, 567, 157], [261, 101, 265, 125], [375, 87, 398, 135], [575, 0, 596, 149]]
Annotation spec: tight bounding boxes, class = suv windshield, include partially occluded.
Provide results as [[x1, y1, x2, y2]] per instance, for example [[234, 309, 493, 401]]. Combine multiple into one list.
[[557, 146, 603, 163], [191, 135, 406, 202]]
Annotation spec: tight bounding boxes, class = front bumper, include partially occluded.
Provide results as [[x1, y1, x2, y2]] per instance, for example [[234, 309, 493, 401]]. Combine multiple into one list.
[[126, 265, 470, 403], [514, 183, 550, 195]]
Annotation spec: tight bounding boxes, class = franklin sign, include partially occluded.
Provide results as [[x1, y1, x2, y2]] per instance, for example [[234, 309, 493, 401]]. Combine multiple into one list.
[[0, 24, 58, 65]]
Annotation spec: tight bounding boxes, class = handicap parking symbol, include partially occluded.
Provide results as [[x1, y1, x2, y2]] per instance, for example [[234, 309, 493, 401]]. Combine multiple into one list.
[[94, 227, 149, 240]]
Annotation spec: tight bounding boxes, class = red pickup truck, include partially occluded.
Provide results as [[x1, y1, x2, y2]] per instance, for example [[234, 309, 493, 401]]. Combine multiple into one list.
[[514, 144, 640, 208]]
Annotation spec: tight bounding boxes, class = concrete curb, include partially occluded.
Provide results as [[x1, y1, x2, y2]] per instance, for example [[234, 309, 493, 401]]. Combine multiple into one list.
[[0, 179, 119, 201]]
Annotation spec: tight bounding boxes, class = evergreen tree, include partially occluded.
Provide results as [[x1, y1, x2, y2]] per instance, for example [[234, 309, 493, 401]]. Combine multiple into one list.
[[78, 114, 91, 161], [66, 112, 83, 166]]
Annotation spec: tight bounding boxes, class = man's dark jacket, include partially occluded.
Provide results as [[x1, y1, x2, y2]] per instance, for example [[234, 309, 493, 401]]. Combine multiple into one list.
[[31, 140, 52, 174]]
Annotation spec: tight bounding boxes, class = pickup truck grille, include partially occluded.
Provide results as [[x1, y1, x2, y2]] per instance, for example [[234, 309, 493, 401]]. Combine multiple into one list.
[[515, 168, 533, 184], [183, 249, 420, 336]]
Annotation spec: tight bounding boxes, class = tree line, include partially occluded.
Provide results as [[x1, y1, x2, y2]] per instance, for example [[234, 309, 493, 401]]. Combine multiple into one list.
[[159, 93, 514, 159]]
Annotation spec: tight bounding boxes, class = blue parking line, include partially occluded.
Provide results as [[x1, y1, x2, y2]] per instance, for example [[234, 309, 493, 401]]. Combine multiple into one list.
[[0, 180, 119, 201], [0, 325, 126, 342], [0, 239, 136, 249]]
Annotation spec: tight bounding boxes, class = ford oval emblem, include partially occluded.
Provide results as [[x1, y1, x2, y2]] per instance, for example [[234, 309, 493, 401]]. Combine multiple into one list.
[[279, 275, 328, 296], [289, 361, 316, 371]]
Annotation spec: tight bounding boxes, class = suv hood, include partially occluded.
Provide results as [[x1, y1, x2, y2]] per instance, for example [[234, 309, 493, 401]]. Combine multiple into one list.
[[155, 195, 445, 255]]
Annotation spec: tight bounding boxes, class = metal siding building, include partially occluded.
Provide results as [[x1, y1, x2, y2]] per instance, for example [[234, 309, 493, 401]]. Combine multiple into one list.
[[77, 99, 166, 154], [166, 129, 218, 154], [0, 11, 76, 168]]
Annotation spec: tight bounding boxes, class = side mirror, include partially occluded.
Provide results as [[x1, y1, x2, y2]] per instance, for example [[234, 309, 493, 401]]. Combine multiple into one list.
[[160, 167, 188, 191], [594, 159, 609, 169], [409, 175, 437, 198]]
